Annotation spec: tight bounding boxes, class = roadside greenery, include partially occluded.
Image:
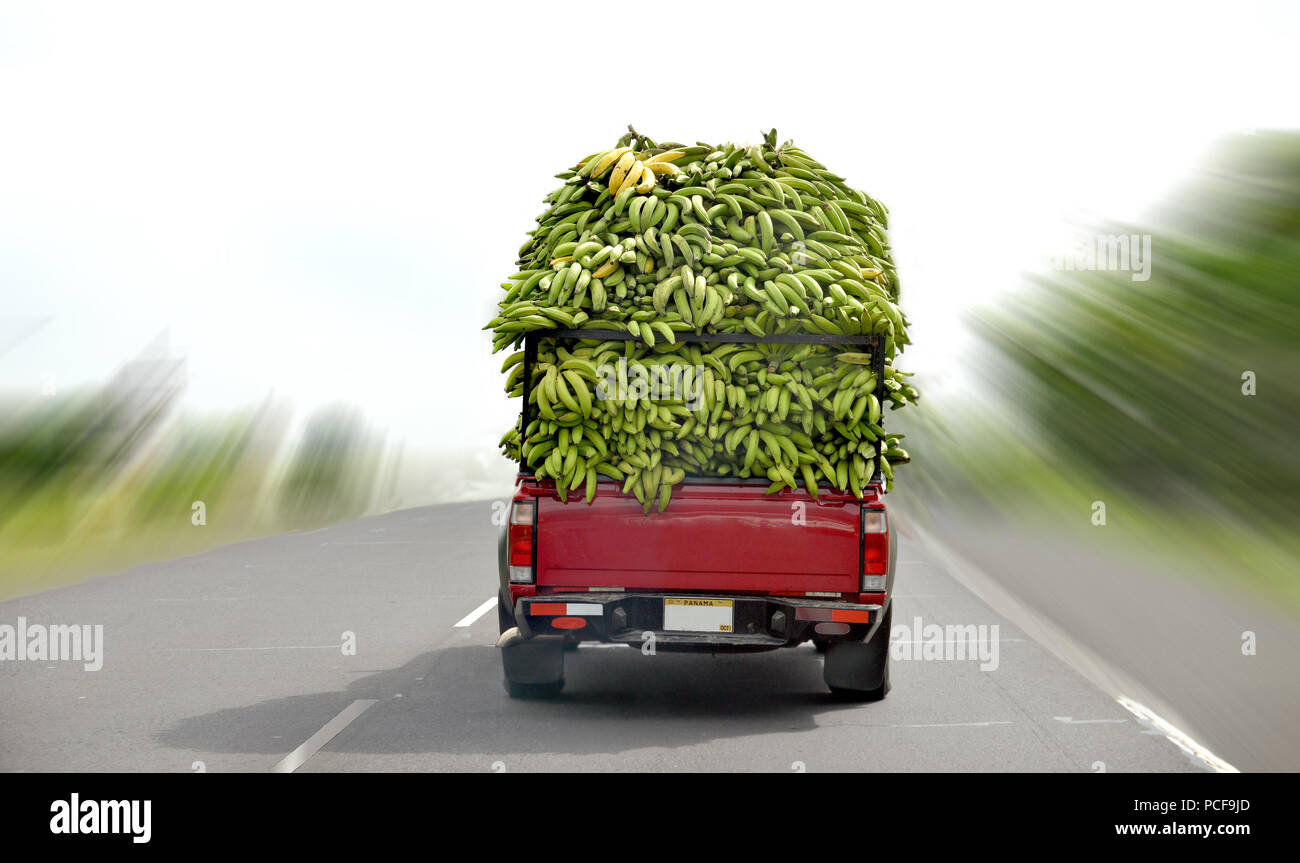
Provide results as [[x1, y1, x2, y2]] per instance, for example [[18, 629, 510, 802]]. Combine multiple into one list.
[[901, 132, 1300, 609]]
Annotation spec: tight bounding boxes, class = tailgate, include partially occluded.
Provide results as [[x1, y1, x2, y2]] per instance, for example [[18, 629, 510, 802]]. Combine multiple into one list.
[[534, 481, 862, 594]]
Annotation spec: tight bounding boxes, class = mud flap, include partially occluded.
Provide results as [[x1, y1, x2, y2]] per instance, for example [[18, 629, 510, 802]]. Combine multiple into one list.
[[500, 634, 565, 686], [823, 604, 891, 696], [822, 641, 889, 692]]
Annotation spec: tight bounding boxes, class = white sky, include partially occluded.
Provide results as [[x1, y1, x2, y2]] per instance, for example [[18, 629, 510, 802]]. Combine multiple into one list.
[[1, 0, 1296, 449]]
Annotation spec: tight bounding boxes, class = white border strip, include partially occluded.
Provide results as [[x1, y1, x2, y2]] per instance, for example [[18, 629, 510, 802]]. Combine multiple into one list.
[[905, 517, 1240, 774], [1117, 696, 1239, 774]]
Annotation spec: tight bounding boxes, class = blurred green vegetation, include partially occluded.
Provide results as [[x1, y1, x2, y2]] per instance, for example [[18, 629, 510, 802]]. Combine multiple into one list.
[[902, 131, 1300, 608], [2, 394, 260, 594], [0, 392, 370, 597], [0, 372, 517, 598], [974, 132, 1300, 528], [277, 405, 382, 528]]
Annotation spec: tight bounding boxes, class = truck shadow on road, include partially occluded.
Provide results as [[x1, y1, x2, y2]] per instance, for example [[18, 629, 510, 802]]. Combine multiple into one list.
[[155, 642, 882, 761]]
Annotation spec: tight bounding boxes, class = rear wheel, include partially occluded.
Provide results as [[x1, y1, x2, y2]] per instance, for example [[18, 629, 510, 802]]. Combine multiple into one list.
[[498, 591, 515, 635], [823, 605, 892, 701]]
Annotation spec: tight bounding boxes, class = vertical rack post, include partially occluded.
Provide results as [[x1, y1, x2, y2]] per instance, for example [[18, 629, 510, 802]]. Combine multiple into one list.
[[872, 333, 886, 484], [519, 330, 539, 472]]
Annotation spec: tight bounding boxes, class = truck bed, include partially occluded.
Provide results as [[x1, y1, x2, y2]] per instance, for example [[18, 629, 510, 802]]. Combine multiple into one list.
[[524, 479, 876, 595]]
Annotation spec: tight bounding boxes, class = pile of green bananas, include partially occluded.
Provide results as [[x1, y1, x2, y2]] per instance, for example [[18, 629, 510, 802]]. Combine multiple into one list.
[[487, 128, 918, 511]]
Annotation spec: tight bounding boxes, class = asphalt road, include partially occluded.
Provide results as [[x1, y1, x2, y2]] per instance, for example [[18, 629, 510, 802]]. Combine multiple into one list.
[[0, 500, 1243, 772]]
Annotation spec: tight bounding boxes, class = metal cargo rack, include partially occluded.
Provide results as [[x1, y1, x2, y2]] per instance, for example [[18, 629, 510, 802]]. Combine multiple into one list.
[[517, 327, 885, 484]]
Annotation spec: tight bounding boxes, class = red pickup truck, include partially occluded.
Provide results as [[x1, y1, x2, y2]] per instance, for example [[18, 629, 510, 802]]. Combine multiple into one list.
[[496, 474, 896, 699]]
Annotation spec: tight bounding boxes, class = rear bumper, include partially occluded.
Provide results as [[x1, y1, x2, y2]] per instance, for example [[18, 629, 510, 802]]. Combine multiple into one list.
[[511, 592, 884, 649]]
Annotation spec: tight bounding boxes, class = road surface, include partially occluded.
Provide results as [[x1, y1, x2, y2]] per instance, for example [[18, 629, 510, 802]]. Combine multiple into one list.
[[0, 500, 1256, 772]]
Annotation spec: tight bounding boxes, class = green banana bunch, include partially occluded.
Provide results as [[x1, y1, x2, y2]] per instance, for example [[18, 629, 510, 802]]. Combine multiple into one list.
[[489, 126, 918, 510]]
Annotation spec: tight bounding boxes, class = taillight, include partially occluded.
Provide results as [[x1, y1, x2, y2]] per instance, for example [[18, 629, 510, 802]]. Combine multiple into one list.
[[508, 500, 535, 584], [861, 508, 888, 591]]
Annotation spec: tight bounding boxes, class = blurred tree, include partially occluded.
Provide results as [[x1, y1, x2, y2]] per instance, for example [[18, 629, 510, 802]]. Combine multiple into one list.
[[277, 404, 380, 527], [970, 132, 1300, 529]]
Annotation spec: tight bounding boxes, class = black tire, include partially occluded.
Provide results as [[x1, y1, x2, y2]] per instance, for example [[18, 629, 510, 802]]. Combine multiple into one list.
[[498, 592, 515, 635], [823, 605, 892, 701], [812, 638, 830, 653]]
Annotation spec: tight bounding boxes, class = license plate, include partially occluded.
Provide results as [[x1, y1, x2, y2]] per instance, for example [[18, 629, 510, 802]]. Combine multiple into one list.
[[663, 597, 734, 633]]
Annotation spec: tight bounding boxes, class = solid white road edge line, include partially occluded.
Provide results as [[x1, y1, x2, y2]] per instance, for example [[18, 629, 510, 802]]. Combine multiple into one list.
[[1116, 696, 1239, 774], [454, 596, 498, 628], [273, 700, 378, 773], [906, 518, 1240, 775]]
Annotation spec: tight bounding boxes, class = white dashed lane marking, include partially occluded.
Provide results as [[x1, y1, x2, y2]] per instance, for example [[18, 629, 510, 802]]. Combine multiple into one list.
[[273, 700, 378, 773], [454, 596, 498, 628]]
